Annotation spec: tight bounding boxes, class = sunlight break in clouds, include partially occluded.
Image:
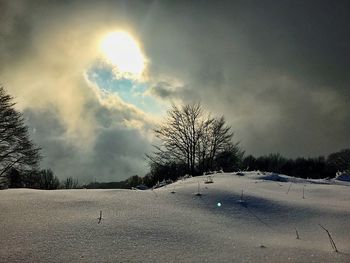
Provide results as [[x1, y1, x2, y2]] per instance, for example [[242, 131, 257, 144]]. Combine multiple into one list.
[[0, 2, 164, 181], [100, 31, 146, 80]]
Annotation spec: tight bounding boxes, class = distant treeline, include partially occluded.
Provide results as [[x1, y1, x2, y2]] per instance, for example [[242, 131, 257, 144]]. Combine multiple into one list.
[[85, 149, 350, 189], [4, 149, 349, 190], [2, 168, 80, 190], [84, 175, 143, 189], [242, 150, 350, 179], [140, 149, 350, 187]]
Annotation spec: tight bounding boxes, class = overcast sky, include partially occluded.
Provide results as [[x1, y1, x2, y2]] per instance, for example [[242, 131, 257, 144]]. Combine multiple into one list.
[[1, 0, 349, 182]]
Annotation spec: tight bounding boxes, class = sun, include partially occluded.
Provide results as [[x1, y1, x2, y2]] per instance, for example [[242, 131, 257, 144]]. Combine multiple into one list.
[[100, 31, 146, 77]]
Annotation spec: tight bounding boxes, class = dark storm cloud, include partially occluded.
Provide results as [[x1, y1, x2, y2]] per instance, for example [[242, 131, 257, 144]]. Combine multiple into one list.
[[0, 1, 31, 68], [91, 127, 151, 180], [147, 81, 189, 100], [140, 0, 350, 157], [24, 104, 152, 183], [1, 0, 350, 183], [149, 82, 177, 99]]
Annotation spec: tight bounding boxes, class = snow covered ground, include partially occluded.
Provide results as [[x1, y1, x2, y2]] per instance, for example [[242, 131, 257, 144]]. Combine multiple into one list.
[[1, 172, 350, 262]]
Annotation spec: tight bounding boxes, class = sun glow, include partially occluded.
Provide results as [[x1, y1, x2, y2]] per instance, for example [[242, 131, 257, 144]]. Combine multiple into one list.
[[100, 31, 146, 77]]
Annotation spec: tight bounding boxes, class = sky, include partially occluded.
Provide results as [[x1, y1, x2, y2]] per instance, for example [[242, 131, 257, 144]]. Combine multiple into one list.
[[1, 0, 349, 182]]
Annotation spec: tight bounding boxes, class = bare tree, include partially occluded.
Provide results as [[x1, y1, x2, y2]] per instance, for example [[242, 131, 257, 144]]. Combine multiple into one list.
[[202, 116, 234, 170], [38, 169, 60, 190], [148, 103, 240, 176], [64, 176, 80, 189], [149, 103, 203, 175], [196, 115, 214, 172], [0, 86, 41, 184]]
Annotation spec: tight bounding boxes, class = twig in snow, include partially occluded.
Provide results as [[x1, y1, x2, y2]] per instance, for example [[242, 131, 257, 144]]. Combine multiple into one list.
[[97, 210, 103, 224], [204, 175, 214, 184], [195, 182, 202, 196], [171, 185, 176, 194], [286, 183, 292, 194], [240, 189, 244, 202], [302, 186, 305, 199], [295, 228, 300, 239], [319, 224, 338, 252]]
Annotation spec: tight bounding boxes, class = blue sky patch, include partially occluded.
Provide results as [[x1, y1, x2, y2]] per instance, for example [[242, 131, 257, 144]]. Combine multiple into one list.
[[87, 63, 166, 115]]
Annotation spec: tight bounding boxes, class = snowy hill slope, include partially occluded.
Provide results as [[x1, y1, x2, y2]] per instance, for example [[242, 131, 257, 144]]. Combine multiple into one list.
[[0, 172, 349, 262]]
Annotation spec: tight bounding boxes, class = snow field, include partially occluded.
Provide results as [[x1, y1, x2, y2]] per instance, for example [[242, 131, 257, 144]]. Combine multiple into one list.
[[0, 172, 349, 262]]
